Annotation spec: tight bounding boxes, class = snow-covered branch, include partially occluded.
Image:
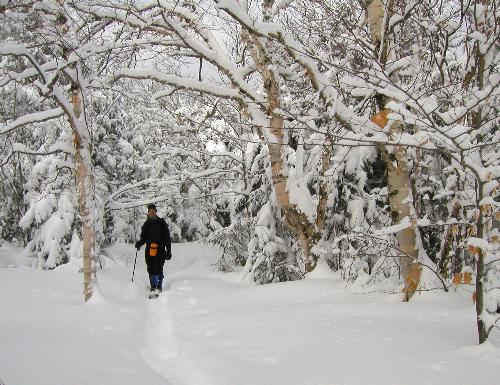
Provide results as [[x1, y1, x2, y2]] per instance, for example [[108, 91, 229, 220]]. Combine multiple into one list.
[[0, 108, 65, 135]]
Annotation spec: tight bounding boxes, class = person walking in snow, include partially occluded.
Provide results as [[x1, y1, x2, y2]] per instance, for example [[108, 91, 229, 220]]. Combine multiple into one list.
[[135, 203, 172, 293]]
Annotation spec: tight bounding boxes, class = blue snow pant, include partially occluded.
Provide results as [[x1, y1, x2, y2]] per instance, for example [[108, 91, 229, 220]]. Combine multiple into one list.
[[145, 248, 165, 291]]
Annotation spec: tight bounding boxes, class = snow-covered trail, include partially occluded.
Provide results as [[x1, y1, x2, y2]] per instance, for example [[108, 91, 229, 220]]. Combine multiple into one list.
[[141, 244, 500, 385], [139, 243, 224, 385], [1, 242, 499, 385]]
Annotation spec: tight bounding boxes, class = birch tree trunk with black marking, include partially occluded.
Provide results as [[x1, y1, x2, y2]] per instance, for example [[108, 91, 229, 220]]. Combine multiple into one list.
[[366, 0, 422, 301], [71, 90, 96, 302], [61, 85, 97, 302], [241, 1, 327, 271]]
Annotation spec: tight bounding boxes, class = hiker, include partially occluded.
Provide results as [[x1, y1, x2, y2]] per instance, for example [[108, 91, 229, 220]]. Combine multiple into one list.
[[135, 203, 172, 293]]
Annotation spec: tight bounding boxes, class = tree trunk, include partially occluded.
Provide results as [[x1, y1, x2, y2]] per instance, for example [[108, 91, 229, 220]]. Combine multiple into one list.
[[49, 5, 97, 301], [464, 0, 490, 344], [70, 89, 97, 302], [475, 182, 487, 343], [242, 31, 323, 271], [380, 123, 422, 301], [367, 1, 423, 300], [316, 148, 331, 231], [438, 199, 461, 278]]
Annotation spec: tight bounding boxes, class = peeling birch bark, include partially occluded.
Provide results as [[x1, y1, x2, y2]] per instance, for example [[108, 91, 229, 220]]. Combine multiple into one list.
[[381, 122, 422, 301], [242, 28, 325, 271], [367, 1, 423, 300], [438, 199, 461, 278], [366, 0, 385, 44], [70, 90, 97, 302]]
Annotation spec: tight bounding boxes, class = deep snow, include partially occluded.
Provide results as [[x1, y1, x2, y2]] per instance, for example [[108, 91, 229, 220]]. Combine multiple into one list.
[[0, 242, 499, 385]]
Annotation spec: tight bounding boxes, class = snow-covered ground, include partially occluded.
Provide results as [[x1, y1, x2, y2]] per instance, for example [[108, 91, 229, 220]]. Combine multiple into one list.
[[0, 242, 498, 385]]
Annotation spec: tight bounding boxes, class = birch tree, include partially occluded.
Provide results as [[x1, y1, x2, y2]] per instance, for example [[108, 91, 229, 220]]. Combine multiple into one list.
[[0, 1, 109, 300], [364, 0, 424, 300], [346, 0, 499, 338], [458, 0, 499, 344]]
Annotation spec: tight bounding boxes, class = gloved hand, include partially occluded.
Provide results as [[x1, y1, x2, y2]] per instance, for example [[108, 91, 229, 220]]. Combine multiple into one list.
[[135, 241, 142, 250], [166, 249, 172, 260]]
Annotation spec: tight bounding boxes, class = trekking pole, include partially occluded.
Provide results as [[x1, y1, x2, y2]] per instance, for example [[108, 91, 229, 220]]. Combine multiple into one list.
[[132, 249, 138, 282]]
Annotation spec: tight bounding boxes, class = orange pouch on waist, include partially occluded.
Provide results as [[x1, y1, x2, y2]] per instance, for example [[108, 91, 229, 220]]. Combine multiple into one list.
[[149, 243, 158, 257]]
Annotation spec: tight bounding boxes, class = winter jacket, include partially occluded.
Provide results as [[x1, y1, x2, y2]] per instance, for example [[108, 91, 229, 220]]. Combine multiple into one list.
[[136, 216, 172, 259]]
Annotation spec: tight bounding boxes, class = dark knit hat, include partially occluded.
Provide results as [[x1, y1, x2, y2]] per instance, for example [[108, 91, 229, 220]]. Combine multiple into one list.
[[147, 203, 157, 211]]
